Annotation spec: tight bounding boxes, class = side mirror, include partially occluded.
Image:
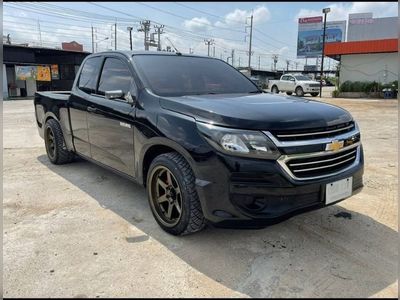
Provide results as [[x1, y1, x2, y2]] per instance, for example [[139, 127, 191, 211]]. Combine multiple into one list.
[[105, 90, 124, 100], [124, 91, 137, 106]]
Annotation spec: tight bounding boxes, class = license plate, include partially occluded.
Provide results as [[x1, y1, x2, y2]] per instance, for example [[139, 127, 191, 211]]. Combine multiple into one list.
[[325, 177, 353, 205]]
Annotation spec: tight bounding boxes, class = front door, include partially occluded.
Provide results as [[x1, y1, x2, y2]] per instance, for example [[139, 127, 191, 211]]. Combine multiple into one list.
[[87, 56, 136, 176]]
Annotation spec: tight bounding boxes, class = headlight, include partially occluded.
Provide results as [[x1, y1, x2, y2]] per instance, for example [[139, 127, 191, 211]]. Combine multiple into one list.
[[197, 122, 280, 159]]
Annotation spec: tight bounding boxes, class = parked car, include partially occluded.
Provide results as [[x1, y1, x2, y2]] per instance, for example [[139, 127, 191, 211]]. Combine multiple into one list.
[[34, 51, 364, 235], [269, 74, 321, 96]]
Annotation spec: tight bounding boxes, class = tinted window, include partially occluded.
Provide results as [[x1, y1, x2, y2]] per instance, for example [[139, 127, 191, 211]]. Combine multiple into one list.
[[281, 75, 289, 81], [98, 58, 133, 96], [133, 55, 259, 97], [78, 56, 103, 93], [294, 75, 311, 81]]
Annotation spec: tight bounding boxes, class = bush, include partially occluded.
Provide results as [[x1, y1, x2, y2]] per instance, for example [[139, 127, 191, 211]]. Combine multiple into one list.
[[332, 90, 340, 98]]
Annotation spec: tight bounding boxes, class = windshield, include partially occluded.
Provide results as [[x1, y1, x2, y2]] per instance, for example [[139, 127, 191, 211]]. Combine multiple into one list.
[[132, 55, 260, 97], [294, 75, 312, 81]]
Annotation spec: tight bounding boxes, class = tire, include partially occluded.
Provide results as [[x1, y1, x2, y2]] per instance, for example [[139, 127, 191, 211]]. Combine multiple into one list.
[[286, 92, 293, 95], [311, 92, 319, 97], [295, 86, 304, 97], [44, 119, 75, 165], [271, 86, 279, 94], [147, 152, 206, 236]]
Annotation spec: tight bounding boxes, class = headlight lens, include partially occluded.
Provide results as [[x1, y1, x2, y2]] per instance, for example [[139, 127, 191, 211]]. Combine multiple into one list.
[[197, 122, 280, 159]]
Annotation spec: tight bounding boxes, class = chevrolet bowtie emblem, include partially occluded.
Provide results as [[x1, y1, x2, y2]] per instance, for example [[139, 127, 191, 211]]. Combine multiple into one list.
[[326, 140, 344, 151]]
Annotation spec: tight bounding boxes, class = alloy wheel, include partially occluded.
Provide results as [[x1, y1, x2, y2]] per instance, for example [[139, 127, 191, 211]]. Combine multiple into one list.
[[149, 166, 183, 227]]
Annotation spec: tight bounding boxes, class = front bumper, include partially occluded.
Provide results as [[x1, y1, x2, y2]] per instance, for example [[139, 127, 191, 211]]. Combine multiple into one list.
[[304, 86, 320, 93], [194, 145, 364, 228]]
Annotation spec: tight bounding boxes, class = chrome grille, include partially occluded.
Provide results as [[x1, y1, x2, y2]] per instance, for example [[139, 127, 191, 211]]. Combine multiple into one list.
[[278, 144, 360, 180], [272, 121, 355, 142], [308, 84, 320, 88]]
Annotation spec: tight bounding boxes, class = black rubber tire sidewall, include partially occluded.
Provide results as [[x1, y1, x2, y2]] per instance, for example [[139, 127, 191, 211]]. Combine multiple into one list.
[[311, 92, 319, 97]]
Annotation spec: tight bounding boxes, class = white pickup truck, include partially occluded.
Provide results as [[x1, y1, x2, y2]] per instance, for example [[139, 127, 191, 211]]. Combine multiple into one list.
[[269, 74, 320, 97]]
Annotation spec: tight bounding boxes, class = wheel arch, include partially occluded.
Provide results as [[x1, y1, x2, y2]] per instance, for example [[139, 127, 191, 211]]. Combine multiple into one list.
[[139, 138, 197, 187]]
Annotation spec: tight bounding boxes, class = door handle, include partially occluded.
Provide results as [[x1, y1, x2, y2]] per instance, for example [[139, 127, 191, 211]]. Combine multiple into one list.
[[87, 106, 97, 113]]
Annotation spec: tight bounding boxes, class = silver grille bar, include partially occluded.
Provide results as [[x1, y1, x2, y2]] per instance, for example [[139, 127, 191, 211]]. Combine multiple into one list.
[[289, 149, 357, 167], [292, 155, 356, 173]]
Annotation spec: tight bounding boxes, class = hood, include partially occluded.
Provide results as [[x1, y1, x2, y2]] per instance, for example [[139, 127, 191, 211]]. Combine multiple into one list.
[[159, 93, 352, 131]]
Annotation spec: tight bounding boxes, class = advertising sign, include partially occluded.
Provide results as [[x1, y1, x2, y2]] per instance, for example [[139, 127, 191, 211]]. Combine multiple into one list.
[[37, 66, 51, 81], [297, 17, 346, 58], [15, 66, 37, 80], [51, 64, 59, 80]]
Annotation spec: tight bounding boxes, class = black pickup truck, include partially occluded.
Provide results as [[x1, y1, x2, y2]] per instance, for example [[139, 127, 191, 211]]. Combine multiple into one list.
[[34, 51, 364, 235]]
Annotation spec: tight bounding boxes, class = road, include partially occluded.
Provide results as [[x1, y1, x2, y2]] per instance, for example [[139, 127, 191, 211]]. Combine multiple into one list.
[[3, 97, 398, 297]]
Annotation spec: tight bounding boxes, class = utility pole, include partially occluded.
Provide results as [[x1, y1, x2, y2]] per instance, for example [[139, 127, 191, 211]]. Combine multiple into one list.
[[138, 20, 151, 51], [91, 25, 95, 53], [295, 62, 299, 70], [213, 46, 215, 57], [154, 24, 164, 51], [114, 22, 117, 50], [37, 20, 42, 47], [231, 49, 235, 67], [286, 60, 290, 71], [245, 13, 254, 70], [127, 26, 133, 50], [258, 56, 261, 69], [204, 39, 214, 56], [320, 7, 331, 97], [272, 54, 279, 71]]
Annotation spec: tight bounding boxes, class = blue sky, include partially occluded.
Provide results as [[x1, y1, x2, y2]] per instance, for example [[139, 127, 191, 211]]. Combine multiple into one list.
[[3, 2, 398, 70]]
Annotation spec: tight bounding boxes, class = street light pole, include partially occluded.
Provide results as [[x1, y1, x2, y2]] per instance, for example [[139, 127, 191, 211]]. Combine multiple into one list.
[[127, 27, 133, 50], [320, 7, 330, 98]]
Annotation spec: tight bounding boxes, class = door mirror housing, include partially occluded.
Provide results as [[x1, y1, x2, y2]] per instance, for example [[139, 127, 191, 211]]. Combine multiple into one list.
[[124, 91, 137, 106], [105, 90, 124, 100]]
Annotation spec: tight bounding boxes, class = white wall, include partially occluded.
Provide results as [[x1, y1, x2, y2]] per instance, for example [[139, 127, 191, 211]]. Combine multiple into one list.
[[340, 52, 398, 84]]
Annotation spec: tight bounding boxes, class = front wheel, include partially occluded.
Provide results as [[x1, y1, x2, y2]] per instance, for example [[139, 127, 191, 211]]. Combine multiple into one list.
[[311, 92, 319, 97], [271, 86, 279, 94], [295, 86, 304, 97], [147, 152, 206, 235]]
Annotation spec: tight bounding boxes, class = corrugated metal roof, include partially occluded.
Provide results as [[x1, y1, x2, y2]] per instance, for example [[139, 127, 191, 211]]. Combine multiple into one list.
[[325, 38, 398, 56]]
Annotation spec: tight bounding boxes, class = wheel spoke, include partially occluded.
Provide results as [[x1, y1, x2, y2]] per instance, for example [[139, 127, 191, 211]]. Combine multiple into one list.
[[174, 201, 181, 214], [166, 171, 172, 185], [166, 202, 173, 219], [157, 194, 168, 204], [157, 178, 168, 190]]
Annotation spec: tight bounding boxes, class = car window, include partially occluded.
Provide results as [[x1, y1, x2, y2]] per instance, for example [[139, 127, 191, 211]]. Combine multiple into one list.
[[281, 76, 288, 81], [78, 56, 103, 94], [288, 76, 295, 81], [132, 55, 259, 97], [294, 75, 311, 81], [98, 57, 134, 97]]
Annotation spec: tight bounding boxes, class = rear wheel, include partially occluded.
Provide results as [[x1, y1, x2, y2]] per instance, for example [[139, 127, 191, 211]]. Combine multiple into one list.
[[44, 119, 74, 164], [271, 86, 279, 94], [311, 92, 319, 97], [286, 92, 292, 95], [295, 86, 304, 97], [147, 152, 206, 235]]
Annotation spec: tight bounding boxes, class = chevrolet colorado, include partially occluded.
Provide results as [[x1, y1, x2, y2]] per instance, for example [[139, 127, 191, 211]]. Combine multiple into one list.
[[34, 51, 364, 235]]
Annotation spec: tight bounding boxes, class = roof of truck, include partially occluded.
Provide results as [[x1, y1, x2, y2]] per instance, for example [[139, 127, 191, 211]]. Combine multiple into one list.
[[92, 50, 213, 60]]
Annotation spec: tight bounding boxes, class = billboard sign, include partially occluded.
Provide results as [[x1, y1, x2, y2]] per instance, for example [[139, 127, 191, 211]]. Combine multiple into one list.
[[51, 64, 59, 80], [37, 66, 51, 81], [297, 17, 346, 58], [15, 66, 37, 80]]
